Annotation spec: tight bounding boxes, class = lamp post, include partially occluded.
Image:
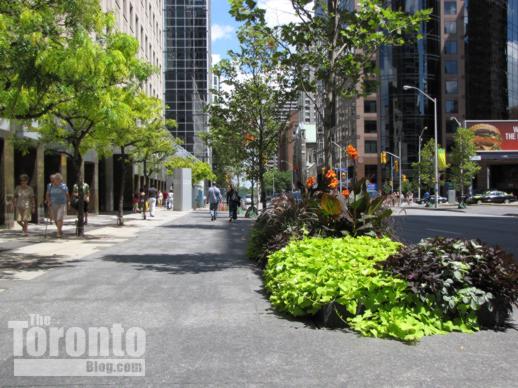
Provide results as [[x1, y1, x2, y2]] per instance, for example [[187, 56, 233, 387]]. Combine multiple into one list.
[[417, 126, 428, 202], [403, 85, 439, 209], [331, 141, 344, 192]]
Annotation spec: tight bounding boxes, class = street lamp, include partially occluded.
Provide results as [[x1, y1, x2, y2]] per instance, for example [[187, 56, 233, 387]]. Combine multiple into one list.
[[417, 126, 428, 202], [331, 141, 345, 192], [403, 85, 439, 209]]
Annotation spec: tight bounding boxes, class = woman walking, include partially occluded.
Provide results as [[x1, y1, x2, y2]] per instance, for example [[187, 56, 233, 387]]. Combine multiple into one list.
[[226, 184, 241, 223], [45, 173, 70, 238], [13, 174, 35, 236]]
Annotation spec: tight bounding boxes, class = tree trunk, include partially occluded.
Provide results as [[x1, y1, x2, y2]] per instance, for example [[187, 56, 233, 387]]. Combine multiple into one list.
[[72, 147, 85, 237], [250, 179, 255, 208], [117, 147, 127, 226], [259, 162, 266, 210], [323, 83, 336, 169]]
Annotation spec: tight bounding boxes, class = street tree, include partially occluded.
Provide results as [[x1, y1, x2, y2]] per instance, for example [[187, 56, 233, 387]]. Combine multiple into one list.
[[450, 127, 480, 201], [230, 0, 430, 166], [412, 139, 435, 192], [209, 25, 297, 210], [110, 93, 175, 225], [0, 0, 104, 119], [165, 156, 216, 185], [35, 20, 154, 235], [263, 169, 293, 194]]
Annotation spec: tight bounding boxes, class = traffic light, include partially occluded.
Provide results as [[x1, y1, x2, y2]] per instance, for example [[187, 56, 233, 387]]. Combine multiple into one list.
[[380, 151, 387, 164], [402, 174, 408, 183], [394, 159, 399, 173]]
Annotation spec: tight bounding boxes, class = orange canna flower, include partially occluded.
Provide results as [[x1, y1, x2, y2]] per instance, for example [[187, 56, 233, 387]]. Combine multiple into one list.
[[328, 178, 339, 189], [346, 144, 359, 160], [341, 189, 350, 198], [306, 176, 317, 188], [325, 169, 337, 179]]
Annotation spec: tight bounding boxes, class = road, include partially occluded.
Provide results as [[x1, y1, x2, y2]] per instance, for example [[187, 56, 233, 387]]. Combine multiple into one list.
[[392, 207, 518, 260], [0, 210, 516, 386]]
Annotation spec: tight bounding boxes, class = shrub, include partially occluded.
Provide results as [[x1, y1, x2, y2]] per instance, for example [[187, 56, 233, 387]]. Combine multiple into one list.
[[264, 236, 475, 341], [247, 177, 393, 266], [381, 237, 518, 322], [247, 194, 320, 267]]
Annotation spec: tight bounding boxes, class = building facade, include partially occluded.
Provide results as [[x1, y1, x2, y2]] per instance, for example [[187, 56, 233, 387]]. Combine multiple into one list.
[[164, 0, 211, 161]]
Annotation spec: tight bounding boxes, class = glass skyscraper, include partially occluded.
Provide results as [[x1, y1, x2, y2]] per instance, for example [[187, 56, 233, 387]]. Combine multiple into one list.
[[164, 0, 211, 160]]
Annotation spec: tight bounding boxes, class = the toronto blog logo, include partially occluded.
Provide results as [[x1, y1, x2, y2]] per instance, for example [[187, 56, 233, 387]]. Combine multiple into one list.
[[8, 314, 146, 377]]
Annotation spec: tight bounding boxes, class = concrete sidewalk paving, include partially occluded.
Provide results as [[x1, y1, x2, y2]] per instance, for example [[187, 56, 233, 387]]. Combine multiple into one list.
[[0, 209, 188, 281]]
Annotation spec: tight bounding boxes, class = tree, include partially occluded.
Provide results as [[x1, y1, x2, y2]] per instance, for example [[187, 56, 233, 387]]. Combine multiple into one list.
[[263, 169, 292, 194], [110, 94, 176, 225], [0, 0, 104, 119], [450, 127, 480, 201], [230, 0, 430, 166], [208, 25, 297, 210], [165, 156, 216, 185], [35, 18, 154, 235], [412, 139, 435, 192]]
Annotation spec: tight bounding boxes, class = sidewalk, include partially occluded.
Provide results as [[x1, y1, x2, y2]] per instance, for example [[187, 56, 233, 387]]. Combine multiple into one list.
[[0, 208, 188, 282]]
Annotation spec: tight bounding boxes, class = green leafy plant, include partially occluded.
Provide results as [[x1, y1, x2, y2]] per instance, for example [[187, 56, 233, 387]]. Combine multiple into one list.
[[247, 194, 320, 267], [264, 236, 476, 341], [381, 237, 518, 323]]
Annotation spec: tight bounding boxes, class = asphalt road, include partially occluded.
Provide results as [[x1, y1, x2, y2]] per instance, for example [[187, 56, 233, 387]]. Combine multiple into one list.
[[0, 210, 516, 387], [392, 211, 518, 260]]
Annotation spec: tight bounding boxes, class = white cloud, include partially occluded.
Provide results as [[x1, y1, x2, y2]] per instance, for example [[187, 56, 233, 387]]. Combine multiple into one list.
[[211, 24, 235, 42], [212, 54, 222, 65], [258, 0, 312, 27]]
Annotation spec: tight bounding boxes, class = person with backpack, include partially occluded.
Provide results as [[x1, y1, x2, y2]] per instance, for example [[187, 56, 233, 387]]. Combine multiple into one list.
[[208, 183, 222, 221], [226, 184, 241, 223]]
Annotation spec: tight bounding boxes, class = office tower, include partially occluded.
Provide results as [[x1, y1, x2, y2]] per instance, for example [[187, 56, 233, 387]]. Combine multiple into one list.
[[102, 0, 164, 100], [164, 0, 211, 161]]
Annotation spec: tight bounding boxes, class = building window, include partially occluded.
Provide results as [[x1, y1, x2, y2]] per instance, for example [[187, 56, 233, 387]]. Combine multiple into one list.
[[446, 100, 458, 113], [364, 100, 377, 113], [129, 4, 134, 30], [444, 1, 457, 15], [364, 120, 377, 133], [365, 140, 378, 154], [445, 80, 458, 94], [444, 40, 457, 54], [445, 60, 458, 74], [444, 21, 457, 34]]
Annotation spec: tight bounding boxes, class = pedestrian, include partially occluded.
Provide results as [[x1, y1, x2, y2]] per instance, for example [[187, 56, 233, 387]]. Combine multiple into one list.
[[407, 191, 413, 205], [166, 190, 174, 210], [162, 191, 168, 208], [72, 180, 90, 225], [226, 184, 241, 223], [132, 193, 139, 213], [45, 173, 70, 238], [13, 174, 35, 236], [423, 191, 431, 207], [208, 183, 222, 221], [157, 190, 163, 207], [147, 186, 158, 217]]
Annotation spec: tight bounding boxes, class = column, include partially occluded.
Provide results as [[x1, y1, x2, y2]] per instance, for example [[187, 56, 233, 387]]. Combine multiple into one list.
[[93, 157, 99, 214], [35, 145, 45, 222], [104, 157, 114, 212], [2, 137, 15, 228]]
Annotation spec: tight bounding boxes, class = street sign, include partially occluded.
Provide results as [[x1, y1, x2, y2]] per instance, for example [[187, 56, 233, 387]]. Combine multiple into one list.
[[470, 155, 482, 161], [367, 183, 378, 191]]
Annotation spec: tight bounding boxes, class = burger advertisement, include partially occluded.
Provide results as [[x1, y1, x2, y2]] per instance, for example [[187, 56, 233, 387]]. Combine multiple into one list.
[[466, 120, 518, 151]]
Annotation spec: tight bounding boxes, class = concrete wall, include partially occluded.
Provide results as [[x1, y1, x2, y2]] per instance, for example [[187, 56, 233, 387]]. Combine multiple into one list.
[[173, 168, 192, 211]]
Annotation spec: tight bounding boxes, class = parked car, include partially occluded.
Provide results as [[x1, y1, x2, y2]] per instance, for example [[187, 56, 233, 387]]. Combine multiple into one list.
[[416, 195, 448, 205], [482, 191, 517, 204], [466, 192, 488, 204]]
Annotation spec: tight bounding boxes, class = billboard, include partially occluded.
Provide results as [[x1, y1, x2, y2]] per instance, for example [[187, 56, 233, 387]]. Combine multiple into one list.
[[466, 120, 518, 152]]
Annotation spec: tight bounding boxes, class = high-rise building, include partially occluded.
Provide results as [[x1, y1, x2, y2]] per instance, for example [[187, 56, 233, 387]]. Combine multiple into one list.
[[102, 0, 164, 100], [164, 0, 211, 161]]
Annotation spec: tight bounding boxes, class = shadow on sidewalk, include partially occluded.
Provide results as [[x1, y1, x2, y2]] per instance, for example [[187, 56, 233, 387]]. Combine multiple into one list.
[[102, 253, 253, 275], [0, 253, 83, 279]]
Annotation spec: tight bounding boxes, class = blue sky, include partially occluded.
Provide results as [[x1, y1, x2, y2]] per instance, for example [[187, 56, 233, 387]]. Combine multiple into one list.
[[211, 1, 240, 65]]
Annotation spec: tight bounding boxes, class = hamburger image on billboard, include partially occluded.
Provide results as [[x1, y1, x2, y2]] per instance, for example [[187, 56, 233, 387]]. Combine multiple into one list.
[[467, 121, 518, 152], [470, 123, 502, 150]]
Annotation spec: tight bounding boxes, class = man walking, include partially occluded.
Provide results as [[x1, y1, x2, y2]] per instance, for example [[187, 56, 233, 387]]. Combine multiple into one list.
[[148, 186, 158, 217], [208, 183, 222, 221]]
